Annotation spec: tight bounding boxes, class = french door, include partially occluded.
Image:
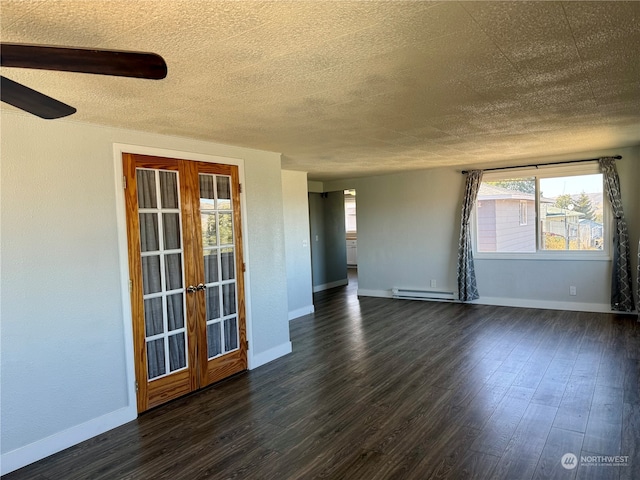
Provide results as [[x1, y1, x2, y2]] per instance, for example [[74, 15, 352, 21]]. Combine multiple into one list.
[[123, 153, 246, 412]]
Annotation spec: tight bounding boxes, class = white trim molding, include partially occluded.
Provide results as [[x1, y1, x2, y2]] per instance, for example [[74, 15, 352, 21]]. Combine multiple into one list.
[[1, 407, 136, 475], [357, 290, 622, 315], [288, 305, 315, 320], [312, 279, 348, 293], [357, 289, 393, 298], [248, 342, 292, 370], [473, 296, 613, 314]]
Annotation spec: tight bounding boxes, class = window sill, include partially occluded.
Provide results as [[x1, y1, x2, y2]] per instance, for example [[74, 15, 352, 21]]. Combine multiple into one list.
[[475, 252, 611, 261]]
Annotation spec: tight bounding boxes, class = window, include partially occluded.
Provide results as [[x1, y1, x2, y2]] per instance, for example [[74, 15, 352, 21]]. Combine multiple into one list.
[[475, 165, 607, 257], [519, 200, 528, 226], [344, 190, 357, 235]]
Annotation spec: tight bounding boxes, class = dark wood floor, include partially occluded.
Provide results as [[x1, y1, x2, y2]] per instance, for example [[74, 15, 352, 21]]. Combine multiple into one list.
[[5, 271, 640, 479]]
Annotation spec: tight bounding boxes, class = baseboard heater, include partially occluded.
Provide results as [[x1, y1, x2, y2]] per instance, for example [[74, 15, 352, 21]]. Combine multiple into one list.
[[391, 288, 456, 302]]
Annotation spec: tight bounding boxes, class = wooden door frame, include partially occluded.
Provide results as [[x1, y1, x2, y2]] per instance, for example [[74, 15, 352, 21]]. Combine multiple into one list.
[[112, 144, 253, 417]]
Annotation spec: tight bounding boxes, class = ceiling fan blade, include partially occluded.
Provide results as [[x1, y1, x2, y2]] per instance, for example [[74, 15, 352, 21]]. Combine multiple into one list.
[[1, 43, 167, 80], [1, 75, 76, 119]]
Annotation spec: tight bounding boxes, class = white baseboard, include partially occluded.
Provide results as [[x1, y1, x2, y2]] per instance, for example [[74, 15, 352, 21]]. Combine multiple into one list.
[[357, 290, 623, 315], [357, 289, 392, 298], [313, 278, 348, 293], [288, 305, 314, 320], [472, 296, 613, 313], [248, 341, 292, 370], [1, 405, 136, 475]]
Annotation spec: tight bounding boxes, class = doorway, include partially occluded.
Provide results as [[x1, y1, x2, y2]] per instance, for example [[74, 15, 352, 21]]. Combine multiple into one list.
[[344, 189, 357, 270], [123, 153, 247, 412]]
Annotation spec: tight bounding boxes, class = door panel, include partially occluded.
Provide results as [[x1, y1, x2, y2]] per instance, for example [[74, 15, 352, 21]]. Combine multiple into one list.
[[124, 154, 246, 412], [195, 164, 246, 387]]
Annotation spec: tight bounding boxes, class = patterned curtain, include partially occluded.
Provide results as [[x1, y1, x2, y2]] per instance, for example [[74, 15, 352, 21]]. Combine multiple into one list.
[[457, 170, 483, 302], [599, 157, 635, 312]]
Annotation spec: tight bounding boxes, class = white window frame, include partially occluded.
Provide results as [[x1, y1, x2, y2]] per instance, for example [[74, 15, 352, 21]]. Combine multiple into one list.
[[473, 163, 611, 261], [344, 194, 357, 235]]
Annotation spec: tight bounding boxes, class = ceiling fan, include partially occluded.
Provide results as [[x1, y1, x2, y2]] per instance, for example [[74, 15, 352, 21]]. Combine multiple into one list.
[[0, 43, 167, 119]]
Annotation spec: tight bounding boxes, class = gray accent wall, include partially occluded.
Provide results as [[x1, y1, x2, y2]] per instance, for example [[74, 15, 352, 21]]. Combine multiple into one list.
[[308, 191, 348, 290]]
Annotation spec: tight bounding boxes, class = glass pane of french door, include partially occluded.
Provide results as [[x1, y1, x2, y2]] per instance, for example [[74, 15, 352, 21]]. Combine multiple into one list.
[[137, 168, 188, 380], [199, 173, 240, 359]]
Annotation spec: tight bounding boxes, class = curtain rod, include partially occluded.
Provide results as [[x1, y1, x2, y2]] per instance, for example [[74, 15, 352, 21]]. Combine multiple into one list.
[[461, 155, 622, 174]]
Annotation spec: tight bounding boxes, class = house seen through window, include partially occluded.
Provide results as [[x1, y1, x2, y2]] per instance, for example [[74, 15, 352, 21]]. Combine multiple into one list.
[[476, 169, 606, 254]]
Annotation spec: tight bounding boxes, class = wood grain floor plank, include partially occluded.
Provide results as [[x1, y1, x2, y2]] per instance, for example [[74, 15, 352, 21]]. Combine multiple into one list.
[[582, 384, 624, 455], [409, 424, 481, 479], [554, 375, 598, 433], [624, 359, 640, 405], [620, 402, 640, 480], [451, 383, 510, 430], [442, 450, 500, 480], [533, 427, 584, 480], [531, 379, 569, 407], [491, 403, 558, 480], [468, 395, 530, 457], [597, 353, 627, 389]]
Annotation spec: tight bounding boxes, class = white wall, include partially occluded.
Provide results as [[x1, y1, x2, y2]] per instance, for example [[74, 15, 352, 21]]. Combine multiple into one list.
[[281, 170, 314, 320], [0, 111, 291, 473], [325, 146, 640, 312]]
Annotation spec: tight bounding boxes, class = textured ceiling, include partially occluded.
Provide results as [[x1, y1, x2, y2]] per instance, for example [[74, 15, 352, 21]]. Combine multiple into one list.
[[1, 1, 639, 180]]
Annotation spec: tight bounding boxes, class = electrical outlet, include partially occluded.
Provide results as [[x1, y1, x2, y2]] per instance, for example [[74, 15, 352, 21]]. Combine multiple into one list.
[[569, 286, 577, 296], [430, 279, 437, 288]]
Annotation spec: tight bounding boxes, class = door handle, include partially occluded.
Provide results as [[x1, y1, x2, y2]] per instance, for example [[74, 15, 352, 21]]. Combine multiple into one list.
[[187, 284, 206, 293]]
